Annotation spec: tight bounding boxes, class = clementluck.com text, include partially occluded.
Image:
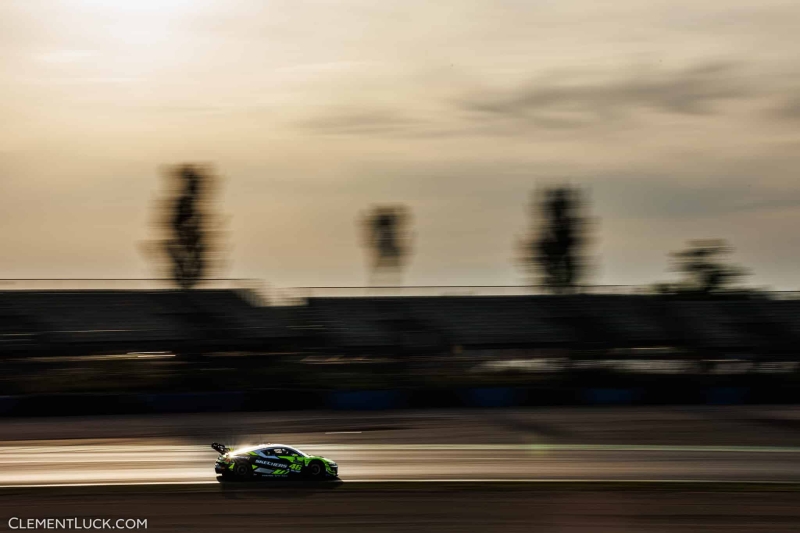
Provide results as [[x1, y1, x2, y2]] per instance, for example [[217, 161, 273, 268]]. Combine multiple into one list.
[[8, 518, 147, 530]]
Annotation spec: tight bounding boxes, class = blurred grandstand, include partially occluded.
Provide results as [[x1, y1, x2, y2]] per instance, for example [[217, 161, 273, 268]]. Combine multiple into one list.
[[1, 279, 800, 411], [1, 279, 799, 359]]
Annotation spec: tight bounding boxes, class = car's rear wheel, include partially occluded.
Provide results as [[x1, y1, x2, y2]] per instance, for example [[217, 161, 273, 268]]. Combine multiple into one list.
[[233, 462, 252, 480], [306, 461, 325, 479]]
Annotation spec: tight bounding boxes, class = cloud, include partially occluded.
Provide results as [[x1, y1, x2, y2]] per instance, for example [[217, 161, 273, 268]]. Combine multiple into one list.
[[588, 144, 800, 221], [295, 108, 425, 136], [461, 62, 752, 129], [36, 49, 98, 64], [770, 95, 800, 121], [597, 179, 800, 220], [275, 61, 380, 75], [293, 62, 764, 138]]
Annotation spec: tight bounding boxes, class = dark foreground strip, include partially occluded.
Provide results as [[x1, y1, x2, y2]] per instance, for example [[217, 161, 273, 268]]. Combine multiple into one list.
[[2, 479, 800, 496]]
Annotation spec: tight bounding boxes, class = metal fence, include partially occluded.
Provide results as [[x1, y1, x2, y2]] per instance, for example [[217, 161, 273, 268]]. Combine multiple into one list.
[[271, 285, 800, 304]]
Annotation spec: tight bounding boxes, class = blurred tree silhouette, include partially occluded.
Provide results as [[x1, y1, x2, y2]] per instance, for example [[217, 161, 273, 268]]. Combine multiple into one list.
[[144, 164, 227, 289], [360, 205, 413, 286], [663, 239, 749, 295], [521, 186, 590, 293]]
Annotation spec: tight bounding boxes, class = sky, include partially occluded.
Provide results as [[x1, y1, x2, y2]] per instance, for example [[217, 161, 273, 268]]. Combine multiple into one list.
[[1, 0, 799, 290]]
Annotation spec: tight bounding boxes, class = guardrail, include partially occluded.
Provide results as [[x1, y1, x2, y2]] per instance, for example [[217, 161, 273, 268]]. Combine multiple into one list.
[[0, 278, 270, 306], [0, 278, 262, 290], [1, 280, 799, 305], [272, 285, 648, 302], [271, 285, 800, 303]]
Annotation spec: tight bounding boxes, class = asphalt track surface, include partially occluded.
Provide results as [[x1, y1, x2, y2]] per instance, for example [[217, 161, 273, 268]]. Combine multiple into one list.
[[4, 441, 800, 486], [3, 407, 800, 487], [2, 408, 800, 531]]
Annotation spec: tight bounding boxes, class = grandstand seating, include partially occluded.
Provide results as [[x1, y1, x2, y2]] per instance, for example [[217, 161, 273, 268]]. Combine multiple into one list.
[[1, 290, 799, 356], [662, 300, 752, 350], [561, 295, 672, 346], [0, 290, 296, 355]]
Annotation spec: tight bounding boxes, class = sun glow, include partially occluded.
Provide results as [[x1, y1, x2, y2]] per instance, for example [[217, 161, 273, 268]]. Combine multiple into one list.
[[75, 0, 200, 12]]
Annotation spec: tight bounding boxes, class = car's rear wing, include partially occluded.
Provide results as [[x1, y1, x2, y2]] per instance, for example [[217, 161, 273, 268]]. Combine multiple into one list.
[[211, 442, 230, 454]]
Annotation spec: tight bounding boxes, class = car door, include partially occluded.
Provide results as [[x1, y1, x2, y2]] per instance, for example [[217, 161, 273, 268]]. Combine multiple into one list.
[[252, 447, 288, 476], [265, 447, 292, 476]]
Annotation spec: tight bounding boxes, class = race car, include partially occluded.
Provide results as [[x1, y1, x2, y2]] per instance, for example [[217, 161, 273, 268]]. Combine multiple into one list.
[[212, 442, 338, 480]]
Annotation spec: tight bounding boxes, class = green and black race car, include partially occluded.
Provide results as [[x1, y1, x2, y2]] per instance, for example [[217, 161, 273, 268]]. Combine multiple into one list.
[[212, 442, 338, 480]]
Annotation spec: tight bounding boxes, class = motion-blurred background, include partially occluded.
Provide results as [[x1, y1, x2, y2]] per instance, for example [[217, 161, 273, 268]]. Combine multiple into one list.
[[3, 1, 800, 531], [0, 165, 796, 410]]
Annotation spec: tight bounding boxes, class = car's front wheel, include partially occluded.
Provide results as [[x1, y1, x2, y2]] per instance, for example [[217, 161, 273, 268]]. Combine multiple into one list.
[[306, 461, 326, 479]]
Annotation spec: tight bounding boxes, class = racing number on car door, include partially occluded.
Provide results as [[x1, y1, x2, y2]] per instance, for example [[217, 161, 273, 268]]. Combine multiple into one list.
[[284, 450, 304, 473], [277, 448, 305, 473]]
